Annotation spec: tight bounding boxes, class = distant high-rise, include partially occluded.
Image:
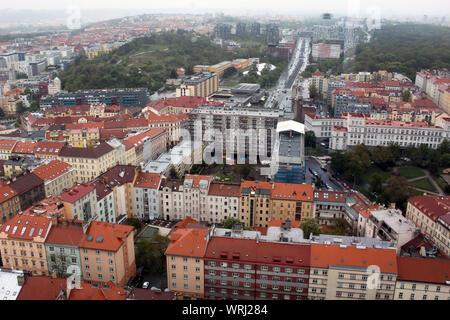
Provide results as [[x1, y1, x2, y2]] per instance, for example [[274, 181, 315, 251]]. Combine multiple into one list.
[[214, 23, 232, 40], [236, 22, 246, 36], [265, 24, 280, 45], [250, 22, 261, 36]]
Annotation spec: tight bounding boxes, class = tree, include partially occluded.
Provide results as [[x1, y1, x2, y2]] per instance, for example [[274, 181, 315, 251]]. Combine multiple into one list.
[[169, 165, 179, 179], [330, 151, 348, 175], [125, 217, 142, 230], [170, 69, 178, 79], [371, 146, 394, 169], [385, 175, 412, 211], [223, 67, 237, 78], [136, 235, 170, 273], [300, 218, 321, 239], [402, 90, 412, 102], [15, 101, 27, 115], [309, 84, 318, 100], [369, 173, 383, 195], [222, 217, 243, 229], [305, 131, 316, 148]]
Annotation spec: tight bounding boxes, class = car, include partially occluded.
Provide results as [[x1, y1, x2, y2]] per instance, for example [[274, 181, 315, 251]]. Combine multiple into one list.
[[344, 185, 351, 190], [142, 282, 150, 289]]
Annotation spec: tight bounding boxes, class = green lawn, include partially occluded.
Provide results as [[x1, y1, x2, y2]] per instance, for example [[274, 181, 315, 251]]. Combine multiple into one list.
[[435, 176, 449, 192], [409, 178, 437, 193], [398, 166, 426, 180], [360, 166, 391, 185]]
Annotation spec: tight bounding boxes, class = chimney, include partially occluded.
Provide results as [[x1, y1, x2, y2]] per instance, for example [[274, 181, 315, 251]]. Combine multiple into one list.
[[17, 275, 25, 286], [51, 215, 58, 226]]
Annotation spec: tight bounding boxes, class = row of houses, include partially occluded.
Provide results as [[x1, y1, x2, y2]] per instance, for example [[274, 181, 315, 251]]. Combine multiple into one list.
[[165, 219, 450, 300]]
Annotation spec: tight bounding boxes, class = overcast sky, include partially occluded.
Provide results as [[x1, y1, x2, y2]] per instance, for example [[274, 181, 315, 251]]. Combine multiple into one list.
[[1, 0, 449, 17]]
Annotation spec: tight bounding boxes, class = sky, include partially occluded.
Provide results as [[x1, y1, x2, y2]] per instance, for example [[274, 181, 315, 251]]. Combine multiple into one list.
[[0, 0, 449, 17]]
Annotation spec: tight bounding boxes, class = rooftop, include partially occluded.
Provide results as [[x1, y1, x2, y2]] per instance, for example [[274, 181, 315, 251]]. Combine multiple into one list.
[[397, 256, 450, 284], [32, 160, 72, 183], [79, 221, 133, 252], [59, 183, 95, 203]]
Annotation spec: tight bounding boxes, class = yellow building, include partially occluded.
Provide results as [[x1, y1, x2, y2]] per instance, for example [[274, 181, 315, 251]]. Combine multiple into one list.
[[208, 61, 232, 76], [0, 139, 17, 160], [239, 181, 273, 228], [193, 65, 210, 73], [32, 160, 75, 197], [0, 213, 53, 276], [58, 142, 118, 183], [270, 183, 314, 222], [438, 86, 450, 114], [176, 72, 218, 98], [0, 185, 21, 224], [68, 127, 100, 148], [231, 59, 249, 70]]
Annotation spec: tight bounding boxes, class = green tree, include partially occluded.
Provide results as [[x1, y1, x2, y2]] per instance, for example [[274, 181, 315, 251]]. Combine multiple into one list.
[[125, 217, 142, 230], [223, 67, 237, 78], [169, 165, 179, 179], [222, 217, 243, 229], [309, 84, 318, 100], [305, 131, 316, 148], [402, 90, 412, 102], [369, 173, 384, 195], [170, 69, 178, 78], [15, 101, 27, 114], [136, 235, 170, 273], [300, 218, 321, 239], [385, 175, 412, 211]]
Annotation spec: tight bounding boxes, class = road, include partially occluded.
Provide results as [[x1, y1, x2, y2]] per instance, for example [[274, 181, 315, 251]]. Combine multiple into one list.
[[264, 37, 311, 119], [305, 156, 345, 192]]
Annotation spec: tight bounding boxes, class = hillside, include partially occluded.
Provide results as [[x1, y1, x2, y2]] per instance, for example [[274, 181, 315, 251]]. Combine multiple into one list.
[[349, 23, 450, 80], [59, 31, 267, 94]]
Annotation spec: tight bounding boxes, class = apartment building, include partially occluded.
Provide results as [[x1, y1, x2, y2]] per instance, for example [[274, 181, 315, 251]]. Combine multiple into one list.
[[79, 221, 136, 287], [304, 114, 345, 139], [123, 128, 167, 166], [406, 195, 450, 256], [187, 106, 281, 162], [438, 86, 450, 114], [308, 244, 398, 300], [159, 178, 185, 221], [204, 233, 311, 300], [330, 113, 450, 151], [270, 183, 314, 222], [9, 173, 46, 212], [206, 182, 240, 224], [0, 213, 52, 276], [133, 171, 162, 220], [0, 185, 21, 224], [34, 141, 65, 160], [365, 208, 418, 253], [239, 181, 272, 228], [183, 175, 212, 222], [176, 72, 218, 98], [166, 227, 208, 299], [44, 219, 84, 278], [68, 127, 100, 148], [32, 160, 75, 197], [145, 113, 188, 147], [89, 179, 116, 223], [58, 142, 117, 183], [0, 139, 17, 160], [60, 183, 98, 222], [394, 256, 450, 300]]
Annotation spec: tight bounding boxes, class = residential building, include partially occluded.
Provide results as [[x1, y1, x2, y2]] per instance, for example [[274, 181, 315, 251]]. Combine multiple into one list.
[[166, 225, 208, 299], [133, 171, 162, 220], [58, 142, 117, 183], [32, 160, 75, 197], [406, 195, 450, 256], [59, 183, 97, 222], [123, 128, 168, 166], [9, 172, 46, 212], [159, 178, 185, 221], [206, 182, 241, 224], [304, 114, 345, 139], [17, 276, 66, 300], [79, 221, 136, 287], [239, 181, 273, 228], [394, 256, 450, 300], [308, 244, 398, 300], [0, 184, 21, 224], [0, 268, 24, 300], [176, 72, 219, 97], [89, 179, 116, 223], [183, 175, 212, 222], [365, 208, 419, 253], [44, 219, 85, 278], [0, 139, 17, 160], [0, 213, 53, 276], [270, 183, 314, 222]]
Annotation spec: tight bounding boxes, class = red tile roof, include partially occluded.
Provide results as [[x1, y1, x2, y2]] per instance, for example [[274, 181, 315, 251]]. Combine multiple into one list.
[[134, 171, 161, 189], [17, 276, 66, 300], [408, 195, 450, 222], [313, 190, 347, 203], [79, 221, 133, 252], [128, 288, 175, 300], [396, 256, 450, 284], [69, 281, 127, 300], [166, 228, 208, 257], [45, 219, 85, 246], [59, 183, 95, 203], [34, 141, 65, 155], [0, 184, 18, 204], [0, 213, 52, 240], [32, 160, 72, 183], [0, 139, 17, 151], [208, 182, 241, 197], [124, 128, 166, 147], [21, 196, 63, 217], [12, 141, 36, 154], [310, 244, 397, 274], [271, 183, 314, 201]]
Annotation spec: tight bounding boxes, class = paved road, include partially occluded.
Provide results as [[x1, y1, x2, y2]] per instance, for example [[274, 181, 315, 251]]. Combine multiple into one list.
[[305, 156, 345, 191]]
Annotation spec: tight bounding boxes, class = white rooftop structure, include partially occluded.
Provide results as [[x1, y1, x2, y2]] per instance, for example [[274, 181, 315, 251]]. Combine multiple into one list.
[[370, 209, 418, 234], [276, 120, 305, 134], [0, 269, 24, 300]]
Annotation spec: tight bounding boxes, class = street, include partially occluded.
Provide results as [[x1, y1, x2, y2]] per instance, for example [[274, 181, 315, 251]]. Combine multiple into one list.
[[305, 156, 345, 191]]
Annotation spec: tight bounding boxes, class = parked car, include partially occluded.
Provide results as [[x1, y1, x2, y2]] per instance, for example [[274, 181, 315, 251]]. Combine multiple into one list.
[[142, 282, 150, 289]]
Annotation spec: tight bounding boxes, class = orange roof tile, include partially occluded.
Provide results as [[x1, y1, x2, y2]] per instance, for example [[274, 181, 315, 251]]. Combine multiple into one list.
[[69, 281, 127, 300], [310, 244, 397, 274], [79, 221, 133, 252], [271, 183, 313, 201], [397, 256, 450, 284], [134, 171, 162, 188], [32, 160, 72, 183], [166, 228, 208, 258], [0, 213, 52, 240]]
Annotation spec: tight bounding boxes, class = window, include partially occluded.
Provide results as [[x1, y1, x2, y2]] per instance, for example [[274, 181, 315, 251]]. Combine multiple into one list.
[[399, 292, 403, 299], [261, 265, 268, 271], [338, 273, 344, 279], [184, 275, 188, 280]]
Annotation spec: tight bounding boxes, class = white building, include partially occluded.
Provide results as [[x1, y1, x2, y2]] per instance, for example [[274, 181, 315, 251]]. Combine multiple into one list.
[[133, 172, 162, 220], [330, 113, 450, 151], [205, 182, 241, 224], [365, 208, 419, 254], [304, 114, 345, 139], [0, 268, 24, 300]]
